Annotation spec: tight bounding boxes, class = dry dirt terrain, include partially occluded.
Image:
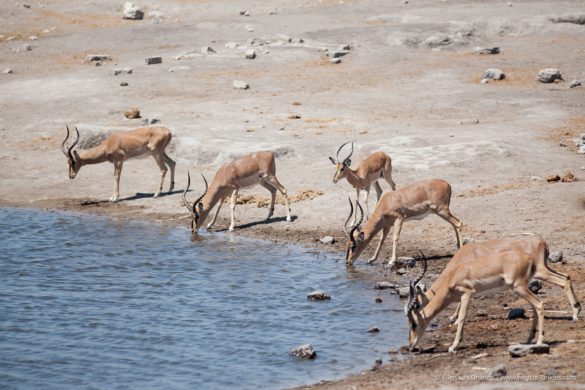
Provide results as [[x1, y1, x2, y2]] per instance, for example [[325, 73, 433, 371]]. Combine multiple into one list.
[[1, 0, 585, 389]]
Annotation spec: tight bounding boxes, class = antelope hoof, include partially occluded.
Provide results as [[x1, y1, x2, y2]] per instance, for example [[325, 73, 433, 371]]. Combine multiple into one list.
[[153, 191, 161, 198], [286, 216, 292, 222], [109, 195, 118, 203], [385, 261, 396, 270], [367, 258, 377, 265], [229, 225, 235, 232], [448, 346, 458, 353]]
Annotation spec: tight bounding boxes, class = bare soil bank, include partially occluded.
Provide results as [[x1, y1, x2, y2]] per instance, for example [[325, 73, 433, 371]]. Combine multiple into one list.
[[2, 0, 585, 388]]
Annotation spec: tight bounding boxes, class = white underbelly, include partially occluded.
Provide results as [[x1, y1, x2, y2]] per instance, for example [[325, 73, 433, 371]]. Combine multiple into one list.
[[237, 174, 261, 189], [406, 210, 431, 221]]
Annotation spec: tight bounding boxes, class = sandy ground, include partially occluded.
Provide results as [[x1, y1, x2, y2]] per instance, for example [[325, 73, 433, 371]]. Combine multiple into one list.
[[1, 0, 585, 388]]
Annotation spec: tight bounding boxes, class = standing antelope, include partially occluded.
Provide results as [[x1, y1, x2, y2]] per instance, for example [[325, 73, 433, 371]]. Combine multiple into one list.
[[329, 142, 396, 221], [61, 125, 175, 202], [182, 151, 292, 233], [406, 237, 580, 353], [345, 179, 463, 267]]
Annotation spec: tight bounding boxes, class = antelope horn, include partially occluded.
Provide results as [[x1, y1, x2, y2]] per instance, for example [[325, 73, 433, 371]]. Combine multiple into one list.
[[335, 141, 351, 163], [354, 200, 364, 231], [193, 173, 208, 208], [61, 125, 70, 158], [414, 250, 428, 286], [343, 197, 354, 238], [343, 142, 354, 164], [182, 171, 194, 215]]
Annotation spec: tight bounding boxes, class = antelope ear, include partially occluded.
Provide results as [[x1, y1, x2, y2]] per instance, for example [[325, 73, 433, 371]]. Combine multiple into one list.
[[357, 232, 365, 241], [328, 156, 336, 165], [345, 159, 351, 166], [72, 150, 80, 162], [197, 202, 204, 211]]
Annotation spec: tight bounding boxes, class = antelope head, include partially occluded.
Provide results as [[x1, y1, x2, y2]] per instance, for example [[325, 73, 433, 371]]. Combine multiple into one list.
[[61, 125, 81, 179], [405, 257, 428, 350], [183, 172, 208, 234], [344, 198, 365, 265], [329, 142, 354, 183]]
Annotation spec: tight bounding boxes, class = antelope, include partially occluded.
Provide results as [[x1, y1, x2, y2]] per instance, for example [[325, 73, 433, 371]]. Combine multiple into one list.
[[61, 125, 175, 202], [182, 151, 292, 233], [345, 179, 463, 268], [329, 142, 396, 222], [406, 237, 581, 353]]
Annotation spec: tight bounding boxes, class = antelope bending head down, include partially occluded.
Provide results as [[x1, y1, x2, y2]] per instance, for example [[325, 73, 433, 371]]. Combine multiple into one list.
[[329, 142, 397, 221], [406, 237, 581, 353], [61, 125, 176, 202], [182, 151, 292, 234], [345, 179, 463, 268]]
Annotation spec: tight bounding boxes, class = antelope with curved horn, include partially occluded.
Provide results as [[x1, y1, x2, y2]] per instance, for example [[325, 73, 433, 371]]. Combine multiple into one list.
[[182, 151, 292, 233], [345, 179, 462, 268], [61, 125, 175, 202], [329, 142, 396, 222], [406, 237, 580, 353]]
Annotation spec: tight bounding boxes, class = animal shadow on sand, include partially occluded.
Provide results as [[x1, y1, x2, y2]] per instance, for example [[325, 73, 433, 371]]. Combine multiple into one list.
[[213, 215, 298, 232]]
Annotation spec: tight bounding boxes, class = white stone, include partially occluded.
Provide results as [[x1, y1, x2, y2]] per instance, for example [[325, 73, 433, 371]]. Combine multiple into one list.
[[123, 2, 144, 20], [233, 80, 249, 89], [225, 42, 239, 49], [245, 49, 256, 59], [201, 46, 216, 55]]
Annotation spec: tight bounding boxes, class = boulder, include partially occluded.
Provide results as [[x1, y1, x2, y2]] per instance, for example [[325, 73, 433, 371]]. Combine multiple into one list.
[[319, 236, 335, 245], [396, 256, 416, 268], [233, 80, 249, 89], [368, 326, 380, 333], [145, 56, 162, 65], [507, 308, 526, 320], [486, 363, 507, 378], [548, 251, 563, 263], [124, 108, 141, 119], [201, 46, 216, 55], [123, 2, 144, 20], [2, 68, 13, 74], [569, 80, 582, 88], [291, 344, 316, 359], [307, 290, 331, 301], [538, 68, 563, 83], [245, 49, 256, 59], [330, 58, 341, 64], [508, 343, 550, 358], [473, 47, 500, 55], [529, 280, 543, 294], [86, 54, 112, 62], [375, 281, 398, 290], [482, 68, 505, 81]]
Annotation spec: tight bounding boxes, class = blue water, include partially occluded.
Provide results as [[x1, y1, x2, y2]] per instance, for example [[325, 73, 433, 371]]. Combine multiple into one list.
[[0, 207, 408, 389]]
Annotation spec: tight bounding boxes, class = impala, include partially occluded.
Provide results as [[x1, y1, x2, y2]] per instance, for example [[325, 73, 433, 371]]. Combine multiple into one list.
[[329, 142, 396, 222], [182, 151, 292, 233], [345, 179, 462, 267], [406, 237, 580, 353], [61, 125, 175, 202]]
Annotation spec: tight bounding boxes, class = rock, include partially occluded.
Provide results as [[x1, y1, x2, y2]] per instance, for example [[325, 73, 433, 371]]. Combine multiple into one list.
[[476, 309, 488, 317], [201, 46, 216, 55], [175, 50, 198, 60], [29, 35, 38, 41], [371, 358, 383, 371], [538, 68, 563, 83], [473, 47, 500, 55], [22, 43, 32, 51], [375, 297, 383, 303], [330, 50, 349, 58], [86, 54, 111, 62], [113, 67, 133, 76], [482, 68, 505, 81], [368, 326, 380, 333], [245, 49, 256, 59], [375, 281, 398, 290], [319, 236, 335, 245], [124, 108, 141, 119], [545, 368, 558, 377], [548, 251, 563, 264], [2, 68, 13, 74], [561, 171, 576, 182], [546, 174, 561, 182], [486, 363, 507, 378], [396, 256, 416, 268], [549, 15, 585, 25], [507, 308, 526, 320], [340, 44, 351, 51], [463, 237, 475, 245], [225, 42, 239, 49], [569, 80, 582, 88], [123, 2, 144, 20], [145, 56, 162, 65], [396, 268, 407, 275], [529, 280, 543, 294], [233, 80, 249, 90], [149, 118, 161, 124], [398, 286, 409, 298], [120, 82, 128, 87], [291, 344, 316, 359], [329, 58, 341, 64], [508, 343, 550, 358], [307, 290, 331, 301]]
